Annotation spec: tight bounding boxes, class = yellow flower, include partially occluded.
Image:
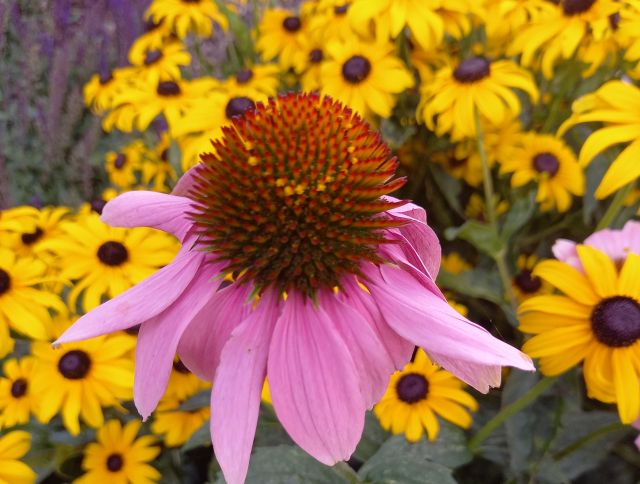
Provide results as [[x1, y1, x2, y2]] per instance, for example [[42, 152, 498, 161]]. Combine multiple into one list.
[[440, 253, 472, 275], [508, 0, 620, 78], [0, 431, 36, 484], [519, 246, 640, 423], [219, 64, 281, 100], [141, 132, 178, 193], [83, 68, 135, 114], [0, 248, 64, 341], [418, 57, 538, 140], [128, 41, 191, 86], [320, 36, 414, 118], [105, 140, 148, 189], [128, 19, 174, 61], [32, 317, 135, 435], [257, 9, 309, 73], [76, 419, 160, 484], [512, 254, 552, 303], [42, 213, 178, 312], [307, 1, 361, 42], [465, 193, 509, 220], [374, 349, 478, 442], [145, 0, 228, 39], [0, 206, 39, 233], [499, 133, 584, 212], [0, 358, 38, 429], [559, 80, 640, 199]]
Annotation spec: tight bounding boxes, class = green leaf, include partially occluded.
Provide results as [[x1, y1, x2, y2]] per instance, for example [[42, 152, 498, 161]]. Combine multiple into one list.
[[253, 405, 293, 448], [181, 421, 211, 452], [445, 221, 503, 257], [499, 191, 536, 242], [178, 389, 210, 412], [437, 268, 503, 304], [218, 445, 355, 484], [352, 412, 389, 463], [429, 164, 465, 218]]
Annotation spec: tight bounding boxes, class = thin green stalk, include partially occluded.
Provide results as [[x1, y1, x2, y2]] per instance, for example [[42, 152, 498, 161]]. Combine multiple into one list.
[[596, 181, 635, 230], [468, 376, 559, 453], [552, 422, 628, 460]]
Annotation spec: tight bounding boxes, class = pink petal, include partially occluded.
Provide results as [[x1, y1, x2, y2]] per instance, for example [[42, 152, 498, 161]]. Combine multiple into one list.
[[268, 291, 365, 465], [552, 239, 579, 267], [368, 265, 534, 393], [210, 290, 281, 484], [55, 250, 205, 344], [385, 197, 427, 224], [340, 277, 414, 370], [318, 290, 394, 409], [172, 166, 200, 197], [177, 283, 253, 381], [134, 263, 223, 419], [101, 191, 196, 242]]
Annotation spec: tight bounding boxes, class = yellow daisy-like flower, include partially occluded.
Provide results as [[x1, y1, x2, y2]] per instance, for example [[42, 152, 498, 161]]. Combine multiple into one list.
[[219, 64, 281, 100], [619, 1, 640, 64], [83, 68, 135, 114], [465, 193, 510, 220], [499, 133, 584, 212], [145, 0, 228, 39], [128, 19, 174, 62], [128, 41, 191, 86], [508, 0, 620, 78], [105, 140, 147, 189], [320, 37, 414, 118], [0, 206, 39, 233], [300, 45, 326, 92], [440, 252, 472, 275], [256, 9, 309, 73], [348, 0, 444, 51], [0, 431, 36, 484], [0, 248, 64, 341], [308, 1, 359, 42], [559, 80, 640, 199], [0, 357, 38, 429], [431, 144, 483, 187], [32, 317, 135, 435], [42, 213, 178, 312], [165, 358, 204, 402], [418, 56, 538, 140], [374, 349, 478, 442], [76, 419, 161, 484], [141, 133, 177, 193], [519, 245, 640, 423], [151, 378, 210, 447], [512, 254, 552, 303]]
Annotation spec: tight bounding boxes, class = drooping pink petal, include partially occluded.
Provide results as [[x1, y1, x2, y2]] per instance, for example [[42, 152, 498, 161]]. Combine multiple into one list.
[[318, 290, 394, 409], [134, 262, 224, 419], [210, 290, 281, 484], [101, 191, 196, 242], [177, 283, 253, 381], [340, 277, 414, 370], [268, 292, 366, 465], [551, 239, 579, 267], [367, 264, 535, 393], [55, 250, 205, 344], [172, 165, 200, 197]]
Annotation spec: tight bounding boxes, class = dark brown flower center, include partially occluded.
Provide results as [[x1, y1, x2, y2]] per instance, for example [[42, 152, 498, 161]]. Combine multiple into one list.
[[334, 4, 349, 14], [591, 296, 640, 347], [533, 153, 560, 176], [58, 350, 92, 379], [99, 71, 113, 85], [342, 55, 371, 84], [453, 57, 491, 83], [144, 49, 163, 65], [514, 269, 542, 293], [161, 148, 169, 162], [10, 378, 28, 398], [282, 16, 301, 32], [157, 81, 181, 96], [106, 453, 124, 472], [97, 241, 129, 266], [114, 153, 127, 169], [309, 49, 323, 63], [236, 69, 253, 84], [21, 227, 44, 246], [563, 0, 596, 15], [145, 19, 161, 32], [609, 12, 620, 30], [173, 359, 190, 373], [225, 97, 256, 119], [396, 373, 429, 403], [90, 199, 107, 214], [0, 269, 10, 295], [448, 156, 467, 168]]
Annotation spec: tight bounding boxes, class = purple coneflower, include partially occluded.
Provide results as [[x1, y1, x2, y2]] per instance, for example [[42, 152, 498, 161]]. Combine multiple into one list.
[[56, 93, 533, 483]]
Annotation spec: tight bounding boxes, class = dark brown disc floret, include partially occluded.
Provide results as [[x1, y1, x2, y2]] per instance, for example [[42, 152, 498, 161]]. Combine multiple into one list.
[[236, 69, 254, 84], [106, 453, 124, 472], [591, 296, 640, 347], [514, 269, 542, 293], [396, 373, 429, 403], [562, 0, 597, 16], [225, 97, 256, 119], [157, 81, 181, 96], [21, 227, 44, 246], [0, 269, 10, 295], [342, 55, 371, 84], [453, 57, 491, 83], [58, 350, 92, 379], [282, 16, 301, 32], [144, 49, 163, 65], [97, 241, 129, 266], [10, 378, 28, 398], [533, 153, 560, 176]]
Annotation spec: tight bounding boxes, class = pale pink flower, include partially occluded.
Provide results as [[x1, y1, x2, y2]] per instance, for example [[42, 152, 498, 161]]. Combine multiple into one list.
[[56, 93, 533, 483]]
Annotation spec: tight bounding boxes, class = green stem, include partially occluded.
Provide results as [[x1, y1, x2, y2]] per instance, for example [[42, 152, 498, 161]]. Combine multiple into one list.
[[553, 422, 628, 460], [468, 376, 559, 453], [596, 181, 635, 231]]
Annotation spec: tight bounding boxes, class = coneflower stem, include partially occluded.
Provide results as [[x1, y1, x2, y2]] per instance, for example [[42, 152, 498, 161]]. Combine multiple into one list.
[[474, 108, 517, 309], [468, 376, 559, 453], [596, 181, 635, 231]]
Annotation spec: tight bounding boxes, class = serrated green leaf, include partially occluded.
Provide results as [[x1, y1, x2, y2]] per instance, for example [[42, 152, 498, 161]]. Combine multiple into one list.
[[445, 221, 503, 257]]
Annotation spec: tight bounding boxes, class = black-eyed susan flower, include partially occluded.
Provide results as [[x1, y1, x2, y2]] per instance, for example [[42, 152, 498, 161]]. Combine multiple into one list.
[[105, 141, 147, 190], [499, 133, 584, 212], [220, 64, 281, 100], [418, 56, 538, 140], [519, 245, 640, 423], [301, 45, 326, 91], [307, 1, 358, 41], [128, 41, 191, 86], [512, 254, 552, 303], [0, 248, 64, 341], [257, 9, 309, 73], [374, 349, 478, 442], [141, 133, 178, 192], [0, 430, 36, 484], [76, 419, 161, 484], [440, 252, 472, 275], [0, 206, 39, 233], [32, 317, 135, 435], [321, 37, 414, 118], [559, 80, 640, 199], [0, 357, 38, 429], [465, 193, 510, 220], [128, 19, 173, 62], [42, 213, 178, 312], [83, 68, 135, 114], [145, 0, 228, 39]]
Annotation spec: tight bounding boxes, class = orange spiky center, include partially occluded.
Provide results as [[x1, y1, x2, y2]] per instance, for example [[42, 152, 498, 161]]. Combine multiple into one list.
[[188, 92, 407, 297]]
